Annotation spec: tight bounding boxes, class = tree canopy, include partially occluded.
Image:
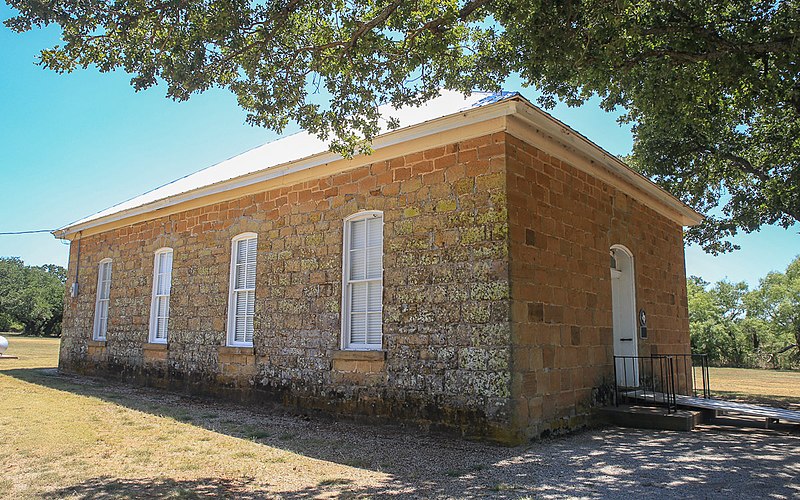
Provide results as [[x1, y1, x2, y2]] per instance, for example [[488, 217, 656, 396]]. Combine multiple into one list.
[[0, 257, 66, 336], [5, 0, 799, 252]]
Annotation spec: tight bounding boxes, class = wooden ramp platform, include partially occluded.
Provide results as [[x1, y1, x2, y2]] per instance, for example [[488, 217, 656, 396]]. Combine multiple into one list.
[[625, 391, 800, 425]]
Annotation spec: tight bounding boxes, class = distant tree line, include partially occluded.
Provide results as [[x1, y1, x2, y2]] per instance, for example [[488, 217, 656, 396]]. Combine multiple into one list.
[[0, 257, 66, 336], [688, 256, 800, 370]]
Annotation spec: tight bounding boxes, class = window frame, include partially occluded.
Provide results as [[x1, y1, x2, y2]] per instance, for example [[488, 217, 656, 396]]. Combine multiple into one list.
[[340, 211, 384, 351], [92, 258, 113, 341], [226, 232, 258, 347], [148, 247, 173, 344]]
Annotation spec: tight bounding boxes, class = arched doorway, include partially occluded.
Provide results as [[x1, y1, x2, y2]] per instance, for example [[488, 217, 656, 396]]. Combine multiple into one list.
[[611, 245, 639, 387]]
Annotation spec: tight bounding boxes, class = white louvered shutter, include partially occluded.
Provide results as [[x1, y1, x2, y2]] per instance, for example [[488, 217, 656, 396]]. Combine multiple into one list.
[[344, 214, 383, 348], [230, 236, 257, 344]]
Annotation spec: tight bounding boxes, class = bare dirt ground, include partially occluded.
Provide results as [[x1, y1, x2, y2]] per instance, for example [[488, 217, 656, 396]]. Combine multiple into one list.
[[1, 338, 799, 499]]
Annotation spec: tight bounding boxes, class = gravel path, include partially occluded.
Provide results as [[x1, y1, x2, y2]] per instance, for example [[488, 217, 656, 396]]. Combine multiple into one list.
[[21, 370, 800, 498], [276, 416, 800, 499]]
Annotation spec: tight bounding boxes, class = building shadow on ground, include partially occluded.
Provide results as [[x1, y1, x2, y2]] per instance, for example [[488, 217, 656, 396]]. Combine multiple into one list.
[[6, 366, 800, 499], [45, 476, 274, 499]]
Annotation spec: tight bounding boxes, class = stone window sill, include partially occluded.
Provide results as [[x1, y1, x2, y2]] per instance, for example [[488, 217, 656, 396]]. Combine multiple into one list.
[[87, 340, 107, 347], [143, 343, 168, 351], [331, 350, 386, 361], [218, 346, 255, 356]]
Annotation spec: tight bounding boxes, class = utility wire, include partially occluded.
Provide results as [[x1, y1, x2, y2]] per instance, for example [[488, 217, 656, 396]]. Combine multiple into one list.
[[0, 229, 54, 235]]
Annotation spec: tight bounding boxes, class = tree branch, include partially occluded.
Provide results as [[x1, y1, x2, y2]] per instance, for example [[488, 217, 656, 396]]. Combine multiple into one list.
[[714, 150, 800, 223], [409, 0, 491, 38], [201, 0, 305, 74], [342, 0, 404, 54], [716, 151, 770, 183], [620, 37, 797, 68]]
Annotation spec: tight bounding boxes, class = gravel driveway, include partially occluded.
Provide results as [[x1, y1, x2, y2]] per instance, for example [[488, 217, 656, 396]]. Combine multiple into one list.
[[274, 413, 800, 499]]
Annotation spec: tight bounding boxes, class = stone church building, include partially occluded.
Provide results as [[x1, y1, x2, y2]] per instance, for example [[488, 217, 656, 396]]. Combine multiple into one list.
[[55, 91, 702, 443]]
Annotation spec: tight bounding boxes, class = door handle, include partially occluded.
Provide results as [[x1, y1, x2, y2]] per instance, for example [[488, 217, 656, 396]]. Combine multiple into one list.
[[620, 338, 633, 341]]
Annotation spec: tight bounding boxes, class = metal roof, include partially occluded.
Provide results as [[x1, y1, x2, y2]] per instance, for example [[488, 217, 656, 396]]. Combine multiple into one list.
[[54, 89, 702, 237], [61, 90, 514, 231]]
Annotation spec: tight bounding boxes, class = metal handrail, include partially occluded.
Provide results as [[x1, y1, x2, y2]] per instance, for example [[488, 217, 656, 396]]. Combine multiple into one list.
[[613, 354, 679, 413], [613, 353, 711, 414], [658, 353, 711, 398]]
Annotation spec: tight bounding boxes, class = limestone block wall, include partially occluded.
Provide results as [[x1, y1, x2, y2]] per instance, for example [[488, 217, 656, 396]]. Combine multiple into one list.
[[59, 133, 515, 440], [505, 134, 691, 439]]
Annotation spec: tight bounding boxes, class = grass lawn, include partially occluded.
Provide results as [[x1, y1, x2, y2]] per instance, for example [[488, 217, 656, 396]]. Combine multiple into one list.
[[0, 336, 392, 498], [708, 366, 800, 410], [0, 334, 60, 368]]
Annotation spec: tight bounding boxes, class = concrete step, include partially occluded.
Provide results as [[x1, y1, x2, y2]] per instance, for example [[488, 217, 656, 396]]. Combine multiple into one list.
[[595, 404, 704, 431]]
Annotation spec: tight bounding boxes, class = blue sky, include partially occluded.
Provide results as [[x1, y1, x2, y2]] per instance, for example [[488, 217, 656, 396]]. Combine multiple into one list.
[[1, 5, 797, 288]]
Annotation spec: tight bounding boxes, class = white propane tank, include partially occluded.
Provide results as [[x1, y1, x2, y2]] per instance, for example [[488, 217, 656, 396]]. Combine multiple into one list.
[[0, 335, 7, 355]]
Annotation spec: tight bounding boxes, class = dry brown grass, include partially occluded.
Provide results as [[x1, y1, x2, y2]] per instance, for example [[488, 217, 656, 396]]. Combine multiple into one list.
[[709, 367, 800, 410], [0, 337, 392, 499], [0, 335, 60, 369]]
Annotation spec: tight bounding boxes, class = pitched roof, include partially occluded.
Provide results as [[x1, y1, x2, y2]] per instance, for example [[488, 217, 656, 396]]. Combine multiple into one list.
[[54, 90, 701, 238]]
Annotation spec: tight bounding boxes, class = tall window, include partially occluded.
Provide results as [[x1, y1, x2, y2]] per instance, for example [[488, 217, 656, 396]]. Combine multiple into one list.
[[342, 211, 383, 350], [227, 233, 257, 346], [149, 248, 173, 343], [93, 258, 112, 341]]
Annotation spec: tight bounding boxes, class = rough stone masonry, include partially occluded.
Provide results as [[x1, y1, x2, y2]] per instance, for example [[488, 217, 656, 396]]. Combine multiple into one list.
[[59, 131, 691, 444]]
